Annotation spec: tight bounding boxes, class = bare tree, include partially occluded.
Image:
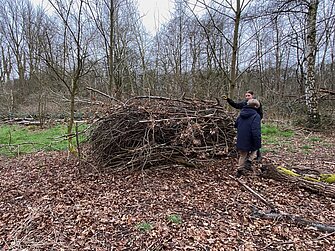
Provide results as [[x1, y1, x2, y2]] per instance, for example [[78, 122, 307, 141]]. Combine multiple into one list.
[[23, 3, 51, 125], [0, 0, 28, 105], [42, 0, 96, 150], [152, 0, 191, 96], [270, 0, 320, 125], [188, 0, 255, 98], [86, 0, 147, 99]]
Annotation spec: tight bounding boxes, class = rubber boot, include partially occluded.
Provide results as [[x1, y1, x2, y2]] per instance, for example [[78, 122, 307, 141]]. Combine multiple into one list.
[[256, 150, 262, 162], [244, 160, 253, 171]]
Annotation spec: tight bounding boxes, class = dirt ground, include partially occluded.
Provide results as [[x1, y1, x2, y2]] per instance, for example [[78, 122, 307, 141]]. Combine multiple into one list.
[[0, 129, 334, 250]]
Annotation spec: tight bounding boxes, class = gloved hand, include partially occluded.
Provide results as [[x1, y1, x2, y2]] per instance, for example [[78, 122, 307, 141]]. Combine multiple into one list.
[[223, 95, 228, 100]]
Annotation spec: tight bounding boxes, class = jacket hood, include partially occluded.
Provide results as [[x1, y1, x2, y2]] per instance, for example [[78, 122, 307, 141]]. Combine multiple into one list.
[[239, 106, 258, 119]]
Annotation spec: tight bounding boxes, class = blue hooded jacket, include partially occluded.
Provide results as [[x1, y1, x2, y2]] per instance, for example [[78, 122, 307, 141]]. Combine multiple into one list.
[[235, 106, 261, 151]]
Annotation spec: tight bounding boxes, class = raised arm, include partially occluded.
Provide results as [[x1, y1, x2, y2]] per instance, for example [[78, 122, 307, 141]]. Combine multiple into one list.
[[226, 98, 246, 110]]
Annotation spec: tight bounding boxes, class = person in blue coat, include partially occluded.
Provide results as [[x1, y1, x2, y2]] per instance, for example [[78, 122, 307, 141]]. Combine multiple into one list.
[[223, 90, 263, 161], [234, 99, 262, 177]]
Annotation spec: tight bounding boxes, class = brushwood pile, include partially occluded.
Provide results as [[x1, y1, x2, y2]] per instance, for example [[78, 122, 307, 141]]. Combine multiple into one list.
[[88, 97, 236, 169]]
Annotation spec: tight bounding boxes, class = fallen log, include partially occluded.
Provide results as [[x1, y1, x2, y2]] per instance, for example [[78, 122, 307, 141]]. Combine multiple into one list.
[[251, 207, 335, 233], [259, 163, 335, 198], [16, 120, 41, 126]]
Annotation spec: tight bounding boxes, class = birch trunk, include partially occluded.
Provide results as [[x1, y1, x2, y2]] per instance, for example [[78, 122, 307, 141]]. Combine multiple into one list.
[[304, 0, 320, 126]]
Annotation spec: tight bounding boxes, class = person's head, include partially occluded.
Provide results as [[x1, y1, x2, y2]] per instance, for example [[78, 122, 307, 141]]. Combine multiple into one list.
[[245, 90, 254, 100], [247, 99, 260, 108]]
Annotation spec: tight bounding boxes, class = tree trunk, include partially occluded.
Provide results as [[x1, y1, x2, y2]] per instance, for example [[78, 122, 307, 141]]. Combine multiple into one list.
[[304, 0, 320, 126], [229, 0, 241, 98], [67, 78, 78, 151], [108, 0, 116, 97]]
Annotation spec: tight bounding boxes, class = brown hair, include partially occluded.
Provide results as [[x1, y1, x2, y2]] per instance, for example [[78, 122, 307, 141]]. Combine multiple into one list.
[[246, 90, 254, 95]]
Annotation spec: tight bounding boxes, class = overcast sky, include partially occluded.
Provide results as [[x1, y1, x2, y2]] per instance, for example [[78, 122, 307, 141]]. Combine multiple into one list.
[[31, 0, 172, 34], [138, 0, 172, 34]]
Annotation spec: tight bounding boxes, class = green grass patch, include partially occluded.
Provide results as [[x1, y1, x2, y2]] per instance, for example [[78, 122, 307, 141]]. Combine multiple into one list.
[[308, 137, 322, 142], [0, 123, 88, 156], [262, 124, 294, 138], [136, 222, 153, 232], [262, 124, 294, 152], [167, 214, 182, 224], [301, 145, 311, 150], [300, 144, 312, 154], [262, 125, 279, 135]]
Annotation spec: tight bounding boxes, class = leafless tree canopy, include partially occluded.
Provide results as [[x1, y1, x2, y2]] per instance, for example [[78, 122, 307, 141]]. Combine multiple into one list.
[[0, 0, 334, 127]]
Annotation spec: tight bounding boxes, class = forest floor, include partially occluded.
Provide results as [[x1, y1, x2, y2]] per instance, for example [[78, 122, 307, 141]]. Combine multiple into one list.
[[0, 128, 335, 250]]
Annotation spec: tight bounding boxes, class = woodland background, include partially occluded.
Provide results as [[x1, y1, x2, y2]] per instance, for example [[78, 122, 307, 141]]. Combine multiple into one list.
[[0, 0, 334, 129], [1, 1, 335, 250]]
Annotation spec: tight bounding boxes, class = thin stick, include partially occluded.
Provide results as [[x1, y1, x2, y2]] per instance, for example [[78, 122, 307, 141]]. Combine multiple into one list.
[[316, 231, 335, 240], [229, 175, 277, 212], [86, 86, 124, 104]]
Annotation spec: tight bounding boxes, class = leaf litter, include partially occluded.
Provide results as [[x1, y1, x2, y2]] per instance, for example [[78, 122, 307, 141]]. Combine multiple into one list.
[[0, 130, 334, 250]]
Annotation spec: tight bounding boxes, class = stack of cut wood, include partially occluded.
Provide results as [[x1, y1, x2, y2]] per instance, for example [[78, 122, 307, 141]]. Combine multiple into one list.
[[88, 96, 236, 170]]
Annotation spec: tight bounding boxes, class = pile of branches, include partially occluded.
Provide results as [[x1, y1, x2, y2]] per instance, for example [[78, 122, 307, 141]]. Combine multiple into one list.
[[88, 96, 236, 170]]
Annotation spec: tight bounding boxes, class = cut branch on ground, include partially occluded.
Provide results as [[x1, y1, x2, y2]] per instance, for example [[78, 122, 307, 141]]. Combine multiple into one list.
[[251, 207, 335, 233]]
